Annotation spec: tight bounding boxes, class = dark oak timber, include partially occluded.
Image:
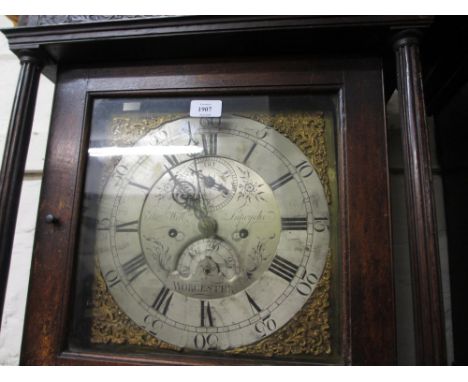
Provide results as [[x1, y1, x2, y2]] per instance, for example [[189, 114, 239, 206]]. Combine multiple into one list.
[[0, 51, 43, 330], [17, 56, 395, 366], [393, 30, 447, 365], [1, 16, 433, 84], [20, 70, 89, 365], [340, 62, 395, 365]]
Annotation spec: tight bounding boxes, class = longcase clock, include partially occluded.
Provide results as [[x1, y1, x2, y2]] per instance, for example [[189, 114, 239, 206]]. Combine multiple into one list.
[[2, 16, 437, 365]]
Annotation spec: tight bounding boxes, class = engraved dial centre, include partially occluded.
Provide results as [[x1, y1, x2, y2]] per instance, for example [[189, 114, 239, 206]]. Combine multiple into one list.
[[140, 156, 281, 299]]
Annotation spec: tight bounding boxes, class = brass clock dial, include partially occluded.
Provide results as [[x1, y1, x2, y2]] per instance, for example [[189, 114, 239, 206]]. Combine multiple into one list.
[[96, 115, 329, 351]]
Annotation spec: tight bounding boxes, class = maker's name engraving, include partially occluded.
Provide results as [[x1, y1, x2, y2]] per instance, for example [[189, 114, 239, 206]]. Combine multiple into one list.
[[172, 282, 233, 296], [224, 210, 273, 225]]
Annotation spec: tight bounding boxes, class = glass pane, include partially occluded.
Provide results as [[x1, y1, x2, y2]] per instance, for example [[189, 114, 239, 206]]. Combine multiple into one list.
[[68, 94, 340, 363]]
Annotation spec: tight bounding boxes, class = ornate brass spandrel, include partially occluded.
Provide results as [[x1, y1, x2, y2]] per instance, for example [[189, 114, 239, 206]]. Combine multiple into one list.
[[89, 111, 335, 358], [228, 254, 332, 357], [90, 265, 180, 351], [110, 113, 185, 146], [238, 112, 332, 204], [96, 113, 186, 192], [231, 112, 334, 357], [90, 255, 332, 356]]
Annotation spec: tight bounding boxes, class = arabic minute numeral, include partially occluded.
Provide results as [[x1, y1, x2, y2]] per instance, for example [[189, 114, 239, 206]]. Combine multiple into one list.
[[296, 272, 319, 296], [256, 128, 268, 139], [295, 161, 314, 178], [104, 270, 121, 288], [313, 217, 329, 232], [255, 318, 277, 337], [114, 164, 128, 180], [148, 129, 168, 145], [143, 315, 163, 336], [194, 334, 218, 350]]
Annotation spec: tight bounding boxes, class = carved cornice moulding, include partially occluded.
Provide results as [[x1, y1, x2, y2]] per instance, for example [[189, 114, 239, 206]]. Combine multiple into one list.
[[19, 15, 170, 27]]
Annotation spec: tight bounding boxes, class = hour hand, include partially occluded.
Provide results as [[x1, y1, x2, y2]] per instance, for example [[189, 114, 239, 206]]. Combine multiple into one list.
[[190, 168, 230, 196], [213, 182, 230, 196], [166, 166, 198, 210]]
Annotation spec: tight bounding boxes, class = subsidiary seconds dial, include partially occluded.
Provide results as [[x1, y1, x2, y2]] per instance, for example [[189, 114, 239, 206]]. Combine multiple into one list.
[[96, 115, 329, 351]]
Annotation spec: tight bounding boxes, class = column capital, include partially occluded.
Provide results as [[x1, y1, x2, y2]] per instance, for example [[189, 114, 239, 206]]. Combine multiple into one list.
[[392, 29, 424, 51], [17, 49, 46, 67]]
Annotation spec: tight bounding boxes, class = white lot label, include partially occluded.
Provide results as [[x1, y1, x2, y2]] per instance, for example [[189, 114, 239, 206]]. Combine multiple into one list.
[[122, 102, 141, 111], [190, 100, 222, 117]]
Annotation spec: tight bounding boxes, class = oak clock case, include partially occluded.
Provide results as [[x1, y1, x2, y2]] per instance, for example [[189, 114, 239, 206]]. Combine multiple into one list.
[[69, 95, 339, 362]]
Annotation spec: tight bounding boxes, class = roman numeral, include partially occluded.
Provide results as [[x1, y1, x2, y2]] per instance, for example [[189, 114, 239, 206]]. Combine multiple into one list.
[[163, 154, 180, 167], [128, 181, 150, 191], [245, 292, 262, 314], [152, 286, 173, 316], [314, 217, 329, 222], [121, 253, 148, 282], [201, 133, 217, 156], [200, 300, 214, 327], [268, 255, 299, 283], [269, 172, 294, 191], [243, 142, 257, 163], [115, 220, 139, 232], [281, 217, 308, 230]]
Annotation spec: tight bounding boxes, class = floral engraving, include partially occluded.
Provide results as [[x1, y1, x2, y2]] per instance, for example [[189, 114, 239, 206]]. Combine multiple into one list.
[[236, 166, 266, 207]]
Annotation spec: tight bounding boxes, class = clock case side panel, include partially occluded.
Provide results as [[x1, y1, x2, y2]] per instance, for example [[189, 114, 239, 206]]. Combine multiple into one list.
[[20, 70, 91, 365], [20, 57, 395, 365], [340, 68, 396, 365]]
